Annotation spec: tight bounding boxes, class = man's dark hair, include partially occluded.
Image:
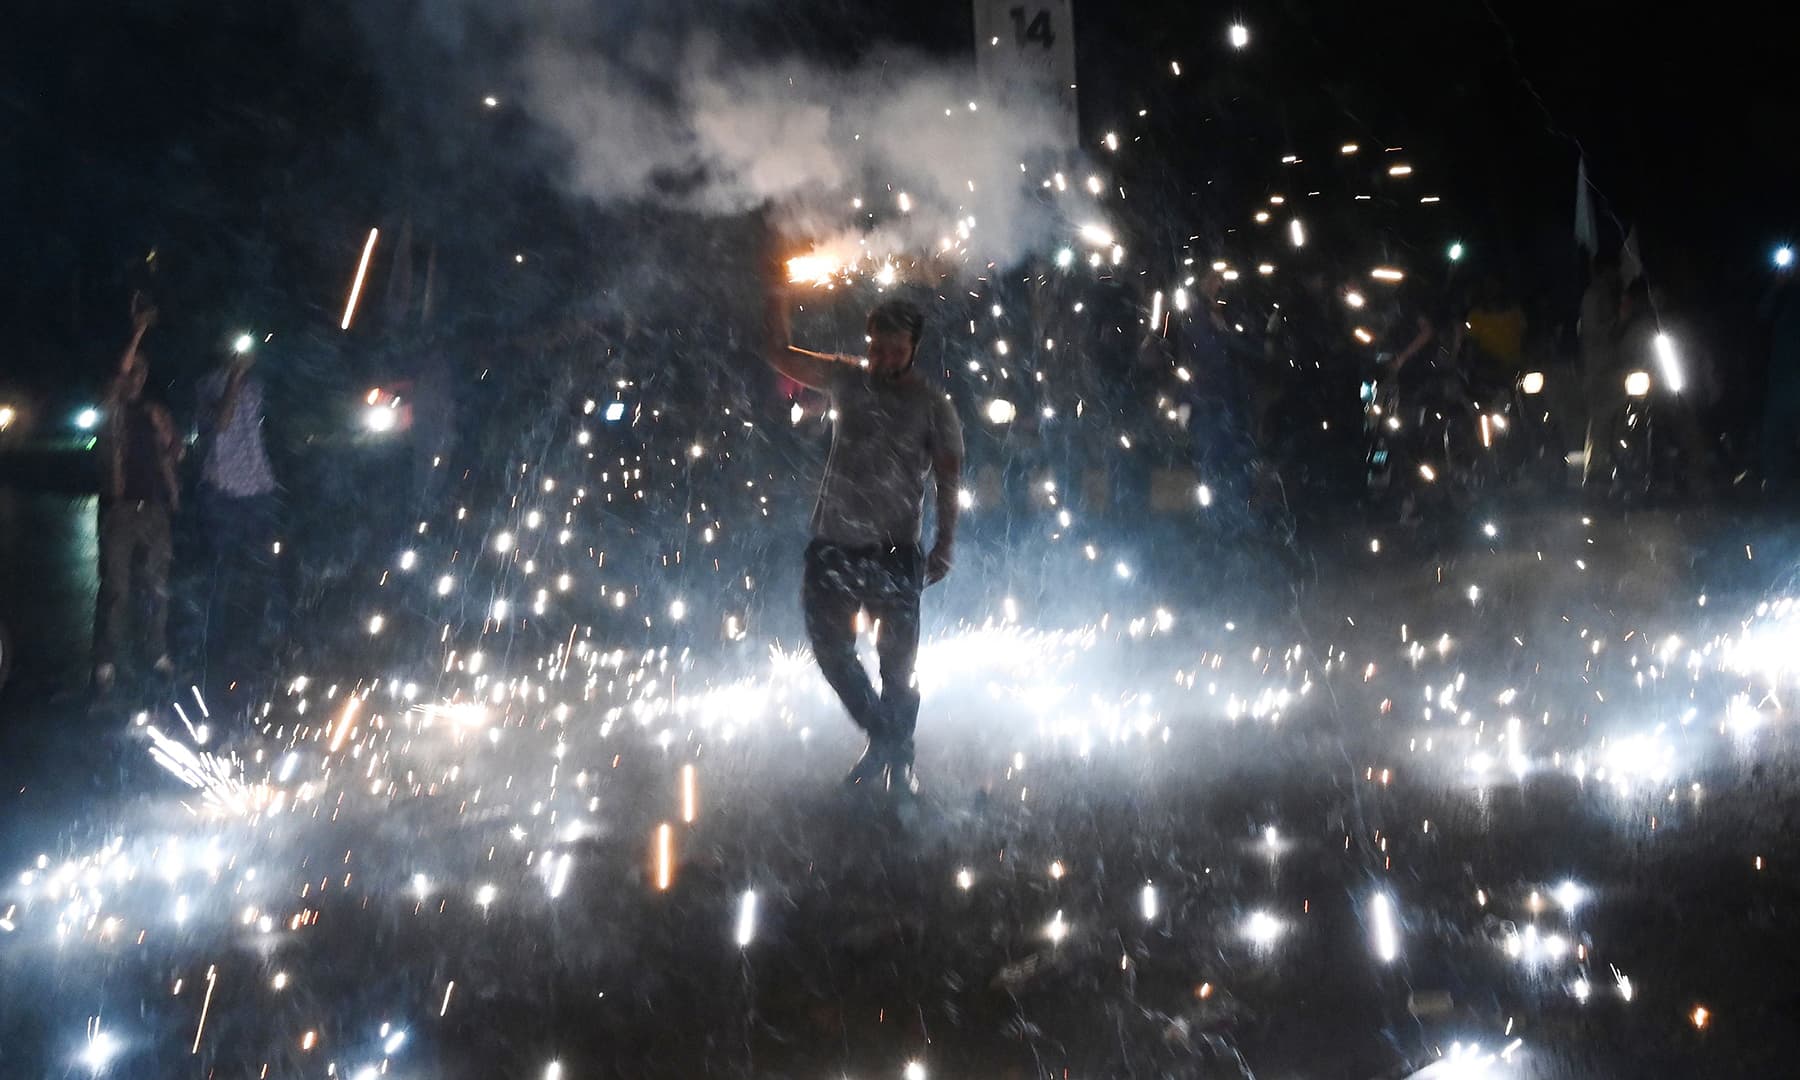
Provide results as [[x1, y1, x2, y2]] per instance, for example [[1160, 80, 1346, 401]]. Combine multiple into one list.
[[867, 299, 925, 356]]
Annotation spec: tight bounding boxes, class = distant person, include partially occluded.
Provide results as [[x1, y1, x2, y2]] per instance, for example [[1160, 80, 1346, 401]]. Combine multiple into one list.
[[1577, 255, 1623, 473], [1578, 254, 1623, 378], [1465, 276, 1528, 374], [94, 302, 183, 693], [764, 254, 963, 801], [410, 343, 455, 510], [196, 337, 285, 669], [1382, 281, 1446, 385], [1177, 269, 1260, 508], [1760, 256, 1800, 494], [1586, 280, 1708, 494]]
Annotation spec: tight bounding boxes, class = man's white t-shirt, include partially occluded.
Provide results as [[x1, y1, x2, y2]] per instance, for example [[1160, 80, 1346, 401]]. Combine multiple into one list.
[[810, 364, 963, 548]]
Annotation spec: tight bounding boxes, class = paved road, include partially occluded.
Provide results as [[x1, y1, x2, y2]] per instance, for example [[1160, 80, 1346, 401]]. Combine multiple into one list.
[[3, 479, 1800, 1078]]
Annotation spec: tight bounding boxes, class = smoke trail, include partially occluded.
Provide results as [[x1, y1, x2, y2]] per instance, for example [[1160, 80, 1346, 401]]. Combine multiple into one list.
[[355, 1, 1077, 267]]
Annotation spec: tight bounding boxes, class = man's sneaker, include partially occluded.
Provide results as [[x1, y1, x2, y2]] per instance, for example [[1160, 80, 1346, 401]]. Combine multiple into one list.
[[883, 738, 920, 798], [843, 737, 895, 790], [92, 663, 116, 695], [884, 761, 921, 799], [152, 656, 176, 678]]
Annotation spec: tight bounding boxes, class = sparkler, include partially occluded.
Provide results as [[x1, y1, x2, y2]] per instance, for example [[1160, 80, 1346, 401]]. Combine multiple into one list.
[[340, 227, 379, 331]]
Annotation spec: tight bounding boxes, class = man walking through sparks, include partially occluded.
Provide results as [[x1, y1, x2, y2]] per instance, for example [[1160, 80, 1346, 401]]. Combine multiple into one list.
[[765, 255, 964, 799]]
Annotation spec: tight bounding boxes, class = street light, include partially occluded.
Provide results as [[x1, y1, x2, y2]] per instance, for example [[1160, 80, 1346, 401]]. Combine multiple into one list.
[[232, 333, 255, 355]]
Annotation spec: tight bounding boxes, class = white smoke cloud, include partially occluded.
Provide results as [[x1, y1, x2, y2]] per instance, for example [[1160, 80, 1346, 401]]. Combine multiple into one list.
[[348, 1, 1082, 269], [517, 21, 1076, 266]]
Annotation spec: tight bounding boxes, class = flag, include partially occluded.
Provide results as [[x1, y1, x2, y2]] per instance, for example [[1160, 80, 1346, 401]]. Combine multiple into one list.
[[1574, 157, 1598, 256], [1620, 225, 1643, 285]]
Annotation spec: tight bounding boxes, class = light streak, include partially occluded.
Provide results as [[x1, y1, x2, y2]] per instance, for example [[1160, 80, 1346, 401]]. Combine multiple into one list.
[[1653, 332, 1685, 393], [1370, 892, 1399, 962], [329, 695, 360, 754], [734, 889, 758, 947], [654, 823, 674, 890], [680, 763, 697, 823], [340, 228, 380, 331], [190, 965, 216, 1054], [547, 853, 572, 899]]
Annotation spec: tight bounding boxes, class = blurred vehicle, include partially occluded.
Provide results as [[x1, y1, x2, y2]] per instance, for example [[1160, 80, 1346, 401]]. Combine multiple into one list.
[[1455, 366, 1570, 493], [0, 385, 105, 452], [292, 379, 415, 451], [1364, 359, 1488, 515], [1598, 368, 1679, 501], [359, 383, 413, 440]]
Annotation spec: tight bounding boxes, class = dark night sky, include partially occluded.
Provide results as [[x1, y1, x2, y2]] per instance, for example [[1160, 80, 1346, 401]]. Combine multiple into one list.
[[1, 0, 1793, 399]]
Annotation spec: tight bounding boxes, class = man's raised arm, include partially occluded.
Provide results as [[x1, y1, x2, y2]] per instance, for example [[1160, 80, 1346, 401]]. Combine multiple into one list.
[[119, 298, 155, 375], [764, 248, 845, 390]]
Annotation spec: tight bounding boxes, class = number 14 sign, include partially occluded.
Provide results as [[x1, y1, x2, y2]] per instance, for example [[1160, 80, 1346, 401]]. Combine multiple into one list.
[[973, 0, 1078, 147]]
